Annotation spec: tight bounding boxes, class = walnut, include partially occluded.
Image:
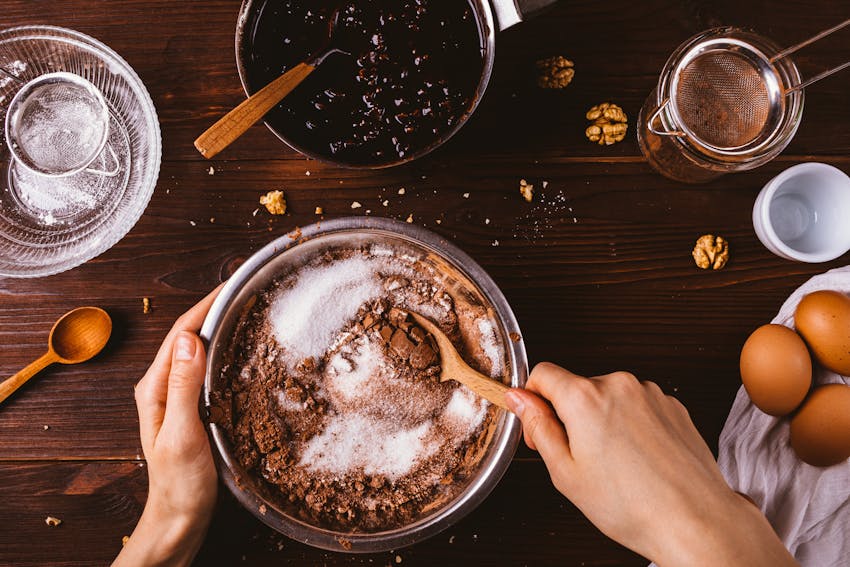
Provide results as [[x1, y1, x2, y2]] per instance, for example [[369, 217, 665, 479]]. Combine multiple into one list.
[[692, 234, 729, 270], [314, 206, 323, 215], [536, 55, 574, 89], [259, 190, 287, 215], [519, 179, 534, 202], [585, 102, 628, 145], [142, 297, 152, 314], [122, 536, 130, 546]]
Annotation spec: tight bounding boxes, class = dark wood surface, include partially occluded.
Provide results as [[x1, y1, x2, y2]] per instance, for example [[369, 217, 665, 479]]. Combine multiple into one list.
[[1, 1, 849, 565]]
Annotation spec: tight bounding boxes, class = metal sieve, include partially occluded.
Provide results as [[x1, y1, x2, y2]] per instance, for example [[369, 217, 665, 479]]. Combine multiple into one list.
[[5, 71, 120, 177], [640, 20, 850, 183]]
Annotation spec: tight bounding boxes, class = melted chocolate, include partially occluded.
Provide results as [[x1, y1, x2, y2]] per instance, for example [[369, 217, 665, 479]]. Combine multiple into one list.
[[242, 0, 484, 166]]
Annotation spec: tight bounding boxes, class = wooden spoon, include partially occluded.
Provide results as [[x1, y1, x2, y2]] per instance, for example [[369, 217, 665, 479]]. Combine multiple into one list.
[[194, 7, 347, 159], [410, 312, 510, 410], [0, 307, 112, 405]]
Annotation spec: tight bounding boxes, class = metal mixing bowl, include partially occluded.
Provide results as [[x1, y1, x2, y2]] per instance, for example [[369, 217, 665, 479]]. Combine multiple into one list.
[[200, 217, 527, 552]]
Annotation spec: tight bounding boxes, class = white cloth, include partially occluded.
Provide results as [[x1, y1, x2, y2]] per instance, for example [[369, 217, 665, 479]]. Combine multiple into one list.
[[718, 266, 850, 566]]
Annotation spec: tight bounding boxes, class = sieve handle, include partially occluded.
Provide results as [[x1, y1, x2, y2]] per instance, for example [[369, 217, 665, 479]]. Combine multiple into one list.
[[773, 18, 850, 95], [647, 98, 685, 138], [84, 143, 121, 177]]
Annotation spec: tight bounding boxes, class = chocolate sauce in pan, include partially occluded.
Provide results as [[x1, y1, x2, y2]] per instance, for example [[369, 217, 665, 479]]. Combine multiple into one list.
[[243, 0, 485, 166]]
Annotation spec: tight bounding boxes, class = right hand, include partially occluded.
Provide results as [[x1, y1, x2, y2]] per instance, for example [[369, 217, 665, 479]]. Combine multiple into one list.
[[504, 362, 797, 567]]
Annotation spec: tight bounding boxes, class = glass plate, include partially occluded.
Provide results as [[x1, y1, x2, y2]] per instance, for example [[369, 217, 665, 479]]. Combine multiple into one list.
[[0, 26, 161, 278]]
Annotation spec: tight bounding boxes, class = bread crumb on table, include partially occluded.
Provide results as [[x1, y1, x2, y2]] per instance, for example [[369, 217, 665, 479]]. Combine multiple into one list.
[[45, 516, 62, 527], [259, 190, 287, 215]]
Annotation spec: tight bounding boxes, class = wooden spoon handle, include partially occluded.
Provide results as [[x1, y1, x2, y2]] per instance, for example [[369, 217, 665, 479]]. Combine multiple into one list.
[[194, 61, 316, 159], [449, 364, 511, 410], [0, 352, 57, 405]]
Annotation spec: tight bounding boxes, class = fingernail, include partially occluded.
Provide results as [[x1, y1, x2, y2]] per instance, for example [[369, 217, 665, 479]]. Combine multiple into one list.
[[175, 332, 196, 361], [505, 390, 525, 418]]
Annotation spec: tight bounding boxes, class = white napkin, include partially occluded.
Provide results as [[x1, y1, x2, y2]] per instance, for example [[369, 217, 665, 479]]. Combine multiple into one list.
[[717, 266, 850, 566]]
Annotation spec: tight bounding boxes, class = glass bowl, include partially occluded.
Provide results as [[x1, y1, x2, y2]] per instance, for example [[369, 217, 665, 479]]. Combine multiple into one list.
[[200, 217, 527, 552], [0, 26, 161, 278]]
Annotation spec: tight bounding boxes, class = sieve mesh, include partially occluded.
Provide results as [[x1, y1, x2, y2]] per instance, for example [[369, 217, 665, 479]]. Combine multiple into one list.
[[8, 75, 109, 175], [674, 51, 771, 149]]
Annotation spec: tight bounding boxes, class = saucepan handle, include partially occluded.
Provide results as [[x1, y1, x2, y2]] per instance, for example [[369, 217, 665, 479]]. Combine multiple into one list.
[[490, 0, 560, 31]]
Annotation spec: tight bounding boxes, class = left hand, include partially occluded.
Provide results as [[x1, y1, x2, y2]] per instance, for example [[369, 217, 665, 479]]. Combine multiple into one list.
[[114, 285, 222, 567]]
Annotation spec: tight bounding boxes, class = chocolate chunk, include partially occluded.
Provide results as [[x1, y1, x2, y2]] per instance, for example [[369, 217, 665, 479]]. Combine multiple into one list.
[[390, 328, 416, 358], [409, 341, 438, 370]]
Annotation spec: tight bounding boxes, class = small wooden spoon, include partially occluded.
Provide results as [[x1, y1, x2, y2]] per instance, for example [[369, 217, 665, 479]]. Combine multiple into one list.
[[194, 7, 347, 159], [410, 312, 510, 410], [0, 307, 112, 405]]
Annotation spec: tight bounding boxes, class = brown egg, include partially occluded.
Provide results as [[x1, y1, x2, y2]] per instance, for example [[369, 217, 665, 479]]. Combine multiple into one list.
[[790, 384, 850, 467], [740, 324, 812, 416], [795, 290, 850, 375]]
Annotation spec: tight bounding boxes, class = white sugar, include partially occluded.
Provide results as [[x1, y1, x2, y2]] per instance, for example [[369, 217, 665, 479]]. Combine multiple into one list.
[[299, 414, 438, 479], [477, 319, 504, 378], [444, 387, 487, 430], [268, 256, 382, 364], [326, 339, 383, 402]]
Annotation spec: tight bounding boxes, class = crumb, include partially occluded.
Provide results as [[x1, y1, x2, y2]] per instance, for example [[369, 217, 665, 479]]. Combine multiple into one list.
[[406, 214, 414, 223], [435, 219, 442, 225], [520, 179, 534, 202], [366, 209, 371, 214], [289, 227, 302, 240], [259, 504, 267, 515], [43, 425, 49, 430], [45, 516, 62, 527], [209, 217, 215, 223], [260, 190, 287, 215], [337, 537, 352, 551], [351, 201, 362, 209], [509, 332, 521, 342], [382, 200, 389, 207], [252, 208, 260, 217], [542, 180, 549, 189], [462, 192, 470, 199], [485, 218, 490, 225], [305, 170, 311, 176], [142, 297, 152, 314], [398, 188, 406, 195], [492, 240, 499, 246], [395, 555, 403, 564], [208, 166, 215, 175], [315, 206, 323, 215], [122, 536, 130, 546], [189, 220, 197, 226], [448, 535, 455, 544]]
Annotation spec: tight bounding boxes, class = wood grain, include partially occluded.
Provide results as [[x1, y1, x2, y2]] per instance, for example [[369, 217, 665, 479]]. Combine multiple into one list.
[[0, 0, 848, 565]]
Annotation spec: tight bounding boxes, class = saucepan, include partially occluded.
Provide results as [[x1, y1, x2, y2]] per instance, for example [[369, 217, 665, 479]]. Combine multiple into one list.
[[235, 0, 557, 168]]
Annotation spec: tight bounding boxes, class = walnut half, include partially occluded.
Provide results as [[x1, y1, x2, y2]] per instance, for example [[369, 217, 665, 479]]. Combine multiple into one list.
[[585, 102, 628, 145], [692, 234, 729, 270], [536, 56, 575, 89]]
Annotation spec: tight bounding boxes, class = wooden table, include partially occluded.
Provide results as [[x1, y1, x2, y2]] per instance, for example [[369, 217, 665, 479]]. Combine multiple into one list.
[[1, 1, 848, 565]]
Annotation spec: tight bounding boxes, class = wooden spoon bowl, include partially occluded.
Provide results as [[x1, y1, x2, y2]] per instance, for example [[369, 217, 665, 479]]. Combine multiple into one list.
[[410, 312, 511, 410]]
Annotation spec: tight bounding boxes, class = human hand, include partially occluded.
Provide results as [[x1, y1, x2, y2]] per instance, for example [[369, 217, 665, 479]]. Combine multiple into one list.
[[505, 363, 797, 567], [114, 286, 222, 567]]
